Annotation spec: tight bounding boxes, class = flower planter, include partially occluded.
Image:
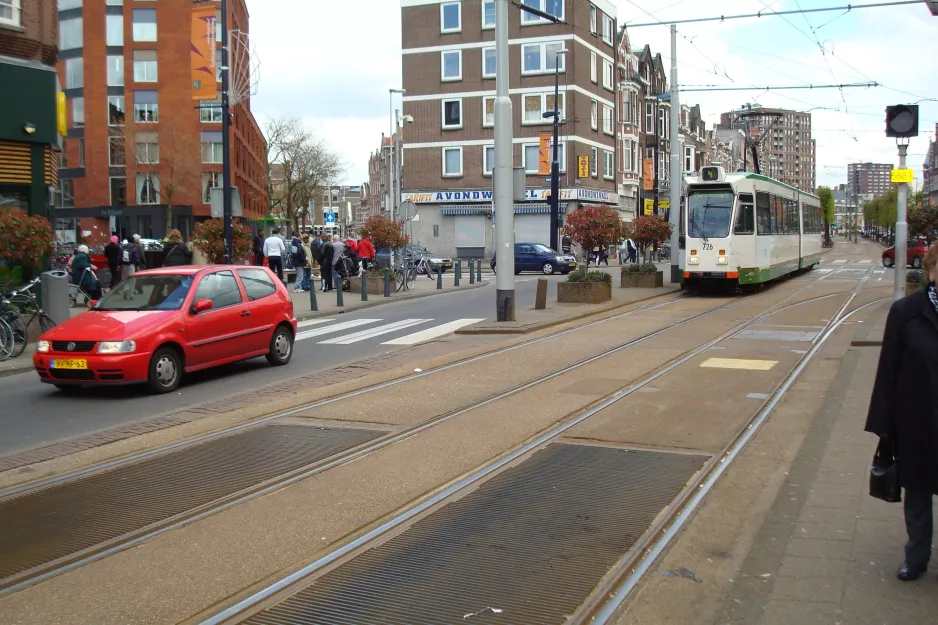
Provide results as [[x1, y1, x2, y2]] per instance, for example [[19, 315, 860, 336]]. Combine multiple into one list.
[[350, 275, 396, 295], [557, 281, 612, 304], [621, 271, 663, 288]]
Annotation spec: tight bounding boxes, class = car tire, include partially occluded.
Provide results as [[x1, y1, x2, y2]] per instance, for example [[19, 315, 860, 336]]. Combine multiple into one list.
[[542, 262, 556, 275], [147, 346, 182, 394], [883, 257, 893, 268], [913, 256, 922, 269], [266, 325, 293, 367]]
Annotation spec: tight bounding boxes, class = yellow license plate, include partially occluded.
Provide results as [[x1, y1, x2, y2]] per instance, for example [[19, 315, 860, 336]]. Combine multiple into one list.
[[444, 263, 453, 268], [51, 359, 88, 370], [569, 263, 576, 267]]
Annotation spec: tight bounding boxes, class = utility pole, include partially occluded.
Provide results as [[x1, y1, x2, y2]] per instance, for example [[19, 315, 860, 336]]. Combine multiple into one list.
[[547, 49, 567, 253], [394, 109, 403, 228], [220, 0, 233, 262], [668, 24, 682, 285], [895, 141, 909, 301], [493, 0, 515, 321]]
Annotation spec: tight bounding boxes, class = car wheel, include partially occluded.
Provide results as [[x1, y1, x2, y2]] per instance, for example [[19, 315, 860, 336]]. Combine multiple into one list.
[[912, 256, 922, 269], [542, 262, 556, 275], [883, 257, 893, 268], [147, 347, 182, 394], [266, 325, 293, 366]]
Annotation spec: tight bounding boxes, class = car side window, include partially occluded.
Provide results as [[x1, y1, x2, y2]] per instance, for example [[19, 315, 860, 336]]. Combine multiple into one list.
[[237, 268, 277, 301], [519, 245, 534, 254], [194, 271, 242, 309]]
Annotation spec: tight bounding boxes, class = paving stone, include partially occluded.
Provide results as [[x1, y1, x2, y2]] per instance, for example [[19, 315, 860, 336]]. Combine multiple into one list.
[[786, 538, 852, 560], [771, 576, 845, 603], [760, 599, 842, 625], [778, 555, 849, 579]]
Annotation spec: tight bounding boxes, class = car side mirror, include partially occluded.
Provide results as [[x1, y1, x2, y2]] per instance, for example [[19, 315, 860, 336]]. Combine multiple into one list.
[[88, 300, 98, 309], [193, 298, 213, 314]]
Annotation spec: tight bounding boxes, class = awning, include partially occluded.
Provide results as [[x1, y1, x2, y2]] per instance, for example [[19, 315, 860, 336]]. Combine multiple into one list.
[[440, 206, 492, 216], [440, 203, 569, 216]]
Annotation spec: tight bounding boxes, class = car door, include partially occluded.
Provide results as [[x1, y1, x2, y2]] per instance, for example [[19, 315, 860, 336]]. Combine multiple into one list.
[[236, 267, 284, 354], [516, 244, 534, 271], [183, 270, 251, 368]]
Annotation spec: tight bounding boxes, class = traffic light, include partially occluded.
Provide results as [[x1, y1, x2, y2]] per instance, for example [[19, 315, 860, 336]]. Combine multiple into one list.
[[885, 105, 919, 138]]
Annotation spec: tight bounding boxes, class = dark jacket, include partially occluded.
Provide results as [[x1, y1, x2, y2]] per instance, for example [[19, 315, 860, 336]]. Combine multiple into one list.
[[162, 238, 192, 267], [104, 242, 121, 268], [320, 240, 334, 269], [71, 252, 97, 291], [310, 238, 324, 263], [865, 290, 938, 494], [290, 236, 305, 266], [133, 242, 147, 269]]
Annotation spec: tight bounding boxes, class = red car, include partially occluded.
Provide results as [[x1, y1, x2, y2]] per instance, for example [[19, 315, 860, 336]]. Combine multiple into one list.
[[34, 266, 297, 393], [882, 239, 928, 269]]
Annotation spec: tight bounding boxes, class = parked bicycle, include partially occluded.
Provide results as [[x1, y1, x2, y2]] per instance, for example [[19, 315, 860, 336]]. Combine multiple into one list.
[[0, 278, 57, 359], [393, 257, 418, 292]]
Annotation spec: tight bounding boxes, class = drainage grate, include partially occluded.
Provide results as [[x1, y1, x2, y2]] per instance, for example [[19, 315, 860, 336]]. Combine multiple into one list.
[[245, 444, 706, 625], [0, 425, 384, 585]]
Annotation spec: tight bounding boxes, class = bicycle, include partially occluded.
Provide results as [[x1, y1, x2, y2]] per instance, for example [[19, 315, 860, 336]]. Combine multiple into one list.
[[1, 278, 57, 358], [0, 316, 14, 362], [393, 257, 418, 292]]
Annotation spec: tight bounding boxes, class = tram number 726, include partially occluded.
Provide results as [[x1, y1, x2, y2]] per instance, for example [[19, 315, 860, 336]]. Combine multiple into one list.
[[701, 242, 714, 251]]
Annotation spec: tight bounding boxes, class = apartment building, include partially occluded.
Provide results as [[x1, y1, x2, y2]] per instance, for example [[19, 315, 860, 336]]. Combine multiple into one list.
[[718, 105, 816, 193], [847, 161, 893, 201], [399, 0, 619, 258], [0, 0, 60, 219], [707, 127, 746, 174], [615, 27, 640, 219], [680, 104, 706, 177], [54, 0, 267, 246], [634, 45, 671, 216]]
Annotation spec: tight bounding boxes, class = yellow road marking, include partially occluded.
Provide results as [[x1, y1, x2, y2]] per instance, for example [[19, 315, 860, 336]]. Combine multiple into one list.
[[700, 358, 778, 371]]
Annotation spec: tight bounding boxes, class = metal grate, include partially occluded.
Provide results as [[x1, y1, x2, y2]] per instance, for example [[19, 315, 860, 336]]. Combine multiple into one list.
[[0, 425, 384, 586], [51, 341, 96, 352], [245, 444, 706, 625]]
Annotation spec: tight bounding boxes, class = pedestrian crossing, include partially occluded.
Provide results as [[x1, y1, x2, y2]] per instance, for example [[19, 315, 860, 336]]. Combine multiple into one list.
[[295, 317, 485, 346]]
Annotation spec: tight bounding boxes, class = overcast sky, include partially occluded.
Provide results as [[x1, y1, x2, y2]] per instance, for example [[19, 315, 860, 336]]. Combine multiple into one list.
[[247, 0, 938, 190]]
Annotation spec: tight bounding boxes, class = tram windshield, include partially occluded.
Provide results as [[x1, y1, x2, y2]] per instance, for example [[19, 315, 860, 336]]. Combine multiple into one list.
[[686, 188, 735, 240]]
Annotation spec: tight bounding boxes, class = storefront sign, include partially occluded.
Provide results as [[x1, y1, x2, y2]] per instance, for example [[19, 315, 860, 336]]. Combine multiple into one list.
[[100, 208, 122, 217], [643, 199, 670, 215], [403, 188, 616, 204], [578, 156, 589, 178]]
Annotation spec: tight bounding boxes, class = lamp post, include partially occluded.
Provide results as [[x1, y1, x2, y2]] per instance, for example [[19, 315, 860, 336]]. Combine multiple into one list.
[[545, 49, 568, 253], [388, 88, 405, 222]]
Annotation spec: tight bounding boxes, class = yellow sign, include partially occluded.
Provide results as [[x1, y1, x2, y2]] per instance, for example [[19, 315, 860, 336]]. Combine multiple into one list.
[[643, 158, 655, 191], [890, 168, 914, 183], [643, 199, 670, 215], [578, 155, 589, 178], [56, 92, 67, 136], [538, 132, 552, 175]]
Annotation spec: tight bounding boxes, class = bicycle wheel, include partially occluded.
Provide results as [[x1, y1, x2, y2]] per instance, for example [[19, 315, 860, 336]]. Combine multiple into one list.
[[1, 310, 27, 358], [394, 268, 405, 292], [0, 318, 13, 362], [38, 311, 56, 333]]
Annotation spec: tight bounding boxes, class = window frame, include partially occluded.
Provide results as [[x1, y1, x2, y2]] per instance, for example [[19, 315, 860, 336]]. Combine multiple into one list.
[[108, 96, 126, 126], [482, 47, 496, 79], [602, 104, 614, 135], [59, 16, 83, 51], [106, 54, 124, 87], [441, 146, 463, 177], [602, 58, 614, 91], [71, 96, 84, 128], [132, 8, 157, 42], [590, 51, 597, 83], [200, 100, 223, 123], [202, 172, 223, 203], [134, 136, 159, 165], [520, 0, 564, 24], [589, 5, 597, 33], [483, 145, 495, 176], [109, 136, 126, 167], [135, 173, 159, 205], [133, 91, 159, 123], [521, 41, 566, 75], [440, 1, 461, 33], [482, 96, 495, 127], [59, 180, 75, 208], [133, 50, 158, 83], [482, 0, 495, 29], [441, 49, 462, 82], [590, 147, 598, 177], [591, 100, 598, 130], [65, 57, 83, 89], [601, 14, 614, 46], [193, 270, 243, 311], [106, 14, 124, 46], [441, 98, 463, 130], [603, 150, 614, 179], [0, 0, 22, 28], [734, 193, 755, 235]]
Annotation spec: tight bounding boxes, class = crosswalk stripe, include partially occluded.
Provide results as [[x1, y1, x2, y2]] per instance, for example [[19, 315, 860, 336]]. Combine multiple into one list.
[[833, 260, 847, 264], [297, 318, 335, 329], [319, 319, 433, 345], [858, 260, 872, 264], [382, 318, 486, 345], [296, 319, 382, 341]]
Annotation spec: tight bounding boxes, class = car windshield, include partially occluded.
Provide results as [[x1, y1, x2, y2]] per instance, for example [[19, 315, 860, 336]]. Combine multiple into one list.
[[532, 244, 557, 254], [94, 274, 195, 311], [687, 190, 735, 240]]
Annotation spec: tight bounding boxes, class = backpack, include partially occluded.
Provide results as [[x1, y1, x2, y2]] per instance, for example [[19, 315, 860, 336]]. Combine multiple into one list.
[[120, 244, 136, 265]]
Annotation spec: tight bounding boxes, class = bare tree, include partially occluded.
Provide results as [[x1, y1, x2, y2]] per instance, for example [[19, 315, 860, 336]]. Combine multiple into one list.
[[131, 124, 198, 230], [265, 117, 345, 233]]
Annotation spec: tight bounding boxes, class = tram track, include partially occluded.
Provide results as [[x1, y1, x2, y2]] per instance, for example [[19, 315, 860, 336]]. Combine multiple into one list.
[[195, 265, 881, 624], [0, 262, 877, 599]]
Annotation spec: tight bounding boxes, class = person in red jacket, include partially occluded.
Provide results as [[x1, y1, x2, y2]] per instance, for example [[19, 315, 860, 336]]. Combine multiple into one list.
[[358, 237, 376, 270]]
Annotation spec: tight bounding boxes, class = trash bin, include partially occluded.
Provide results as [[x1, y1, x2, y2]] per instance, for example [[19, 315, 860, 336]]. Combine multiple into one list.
[[41, 270, 70, 326]]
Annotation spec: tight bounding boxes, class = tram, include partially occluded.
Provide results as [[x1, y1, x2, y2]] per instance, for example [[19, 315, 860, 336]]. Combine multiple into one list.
[[682, 166, 823, 291]]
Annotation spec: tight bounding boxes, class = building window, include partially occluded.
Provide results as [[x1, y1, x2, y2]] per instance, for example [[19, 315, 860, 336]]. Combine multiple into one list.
[[134, 91, 158, 122], [106, 55, 124, 86], [134, 133, 159, 164], [133, 50, 158, 82], [136, 174, 159, 204], [108, 96, 125, 126], [442, 146, 462, 177], [65, 58, 83, 89], [591, 100, 598, 130], [109, 136, 125, 166], [202, 172, 223, 203], [524, 142, 565, 173], [60, 17, 83, 51], [482, 0, 495, 28], [590, 51, 597, 83], [603, 151, 614, 179], [105, 0, 122, 5], [132, 8, 157, 42], [645, 102, 653, 134], [522, 93, 563, 125], [521, 42, 565, 74], [602, 59, 613, 90], [521, 0, 563, 23], [201, 131, 224, 163], [71, 97, 84, 127], [603, 105, 613, 134], [59, 180, 75, 208], [111, 177, 127, 205], [58, 0, 82, 8], [658, 108, 665, 137], [590, 5, 597, 33], [601, 14, 614, 45], [622, 139, 632, 172], [483, 145, 495, 175], [591, 147, 598, 177], [483, 96, 495, 127], [0, 0, 21, 26], [106, 14, 123, 46], [684, 146, 694, 173], [78, 138, 85, 166], [482, 47, 496, 78], [200, 99, 223, 123], [442, 98, 462, 129], [440, 1, 460, 33], [441, 50, 461, 81]]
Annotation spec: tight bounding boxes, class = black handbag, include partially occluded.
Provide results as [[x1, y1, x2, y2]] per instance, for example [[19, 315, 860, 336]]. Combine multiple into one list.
[[870, 437, 901, 503]]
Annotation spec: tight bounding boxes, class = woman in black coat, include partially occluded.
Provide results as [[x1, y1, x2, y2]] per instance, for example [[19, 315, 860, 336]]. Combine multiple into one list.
[[866, 242, 938, 581]]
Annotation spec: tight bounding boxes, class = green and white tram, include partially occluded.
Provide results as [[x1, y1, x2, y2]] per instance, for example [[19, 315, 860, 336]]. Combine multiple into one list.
[[682, 166, 823, 291]]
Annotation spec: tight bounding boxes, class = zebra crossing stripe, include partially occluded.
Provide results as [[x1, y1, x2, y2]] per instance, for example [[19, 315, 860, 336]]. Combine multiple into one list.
[[296, 319, 382, 341], [319, 319, 433, 345], [297, 318, 335, 329], [382, 319, 486, 345]]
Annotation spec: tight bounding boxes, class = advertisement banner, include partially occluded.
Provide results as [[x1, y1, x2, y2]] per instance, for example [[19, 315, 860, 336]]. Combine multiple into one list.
[[191, 6, 218, 101], [643, 158, 655, 191], [538, 132, 552, 175], [643, 199, 669, 215], [578, 155, 589, 178]]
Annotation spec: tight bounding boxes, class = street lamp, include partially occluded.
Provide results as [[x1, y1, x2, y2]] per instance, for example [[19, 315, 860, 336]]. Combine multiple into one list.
[[388, 88, 406, 221], [543, 48, 568, 253]]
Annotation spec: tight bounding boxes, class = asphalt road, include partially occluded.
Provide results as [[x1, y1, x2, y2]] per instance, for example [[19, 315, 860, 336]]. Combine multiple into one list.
[[0, 273, 570, 456]]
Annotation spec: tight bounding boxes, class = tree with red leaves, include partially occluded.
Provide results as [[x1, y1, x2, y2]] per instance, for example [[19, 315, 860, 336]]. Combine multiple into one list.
[[0, 210, 54, 269], [631, 215, 673, 262], [563, 204, 626, 260], [360, 215, 409, 252], [191, 219, 253, 264]]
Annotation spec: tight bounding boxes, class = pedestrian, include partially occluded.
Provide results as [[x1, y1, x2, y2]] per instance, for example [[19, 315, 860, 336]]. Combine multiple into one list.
[[320, 234, 334, 291], [309, 233, 325, 290], [264, 227, 286, 282], [104, 235, 122, 288], [627, 238, 637, 263], [161, 229, 192, 267], [253, 229, 265, 266], [358, 235, 375, 271], [120, 238, 140, 284], [866, 242, 938, 582], [290, 231, 306, 292], [300, 234, 313, 291], [332, 235, 345, 291], [70, 244, 102, 301]]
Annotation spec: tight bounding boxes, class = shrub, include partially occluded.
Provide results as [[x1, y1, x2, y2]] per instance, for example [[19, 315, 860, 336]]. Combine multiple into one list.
[[0, 210, 54, 269], [360, 215, 409, 251], [190, 218, 253, 264], [622, 262, 659, 274], [631, 215, 672, 261], [564, 205, 626, 255], [568, 269, 612, 283]]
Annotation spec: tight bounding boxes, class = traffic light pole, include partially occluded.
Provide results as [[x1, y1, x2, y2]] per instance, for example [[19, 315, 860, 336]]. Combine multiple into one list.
[[894, 140, 909, 302], [220, 0, 233, 263]]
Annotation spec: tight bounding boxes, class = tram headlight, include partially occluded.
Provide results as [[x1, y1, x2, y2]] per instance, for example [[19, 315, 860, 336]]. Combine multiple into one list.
[[689, 256, 700, 265], [717, 256, 728, 265]]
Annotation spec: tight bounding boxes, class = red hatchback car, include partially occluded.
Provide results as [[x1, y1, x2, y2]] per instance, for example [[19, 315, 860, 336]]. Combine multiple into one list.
[[34, 266, 297, 393], [882, 239, 928, 269]]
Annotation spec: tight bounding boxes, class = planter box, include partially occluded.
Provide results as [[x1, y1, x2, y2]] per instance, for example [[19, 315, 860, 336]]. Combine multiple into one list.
[[557, 281, 612, 304], [349, 275, 396, 295], [621, 271, 664, 288]]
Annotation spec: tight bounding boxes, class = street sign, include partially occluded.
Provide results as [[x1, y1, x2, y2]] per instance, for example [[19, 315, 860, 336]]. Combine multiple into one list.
[[643, 199, 669, 215], [399, 199, 417, 221], [578, 156, 589, 178], [890, 168, 914, 183], [324, 212, 336, 224]]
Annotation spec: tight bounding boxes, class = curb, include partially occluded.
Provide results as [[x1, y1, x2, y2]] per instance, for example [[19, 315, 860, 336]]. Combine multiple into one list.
[[294, 280, 490, 321], [455, 284, 682, 335]]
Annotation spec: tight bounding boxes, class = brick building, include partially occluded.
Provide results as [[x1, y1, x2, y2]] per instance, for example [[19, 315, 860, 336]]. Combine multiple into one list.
[[0, 0, 61, 220], [615, 27, 640, 219], [363, 135, 392, 222], [399, 0, 619, 258], [635, 45, 672, 216], [54, 0, 267, 246], [847, 161, 893, 201]]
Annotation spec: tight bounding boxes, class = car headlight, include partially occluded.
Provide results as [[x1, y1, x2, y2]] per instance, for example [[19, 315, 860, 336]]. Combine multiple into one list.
[[97, 340, 137, 354], [717, 256, 728, 265], [556, 256, 566, 262], [689, 256, 700, 265], [37, 340, 51, 353]]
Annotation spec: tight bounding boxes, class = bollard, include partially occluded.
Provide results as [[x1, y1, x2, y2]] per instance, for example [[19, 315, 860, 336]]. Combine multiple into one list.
[[436, 265, 443, 290], [455, 261, 461, 287], [336, 279, 344, 307], [384, 268, 391, 298], [477, 258, 482, 282], [535, 278, 548, 310], [361, 271, 368, 302], [469, 259, 475, 284], [308, 279, 318, 312]]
